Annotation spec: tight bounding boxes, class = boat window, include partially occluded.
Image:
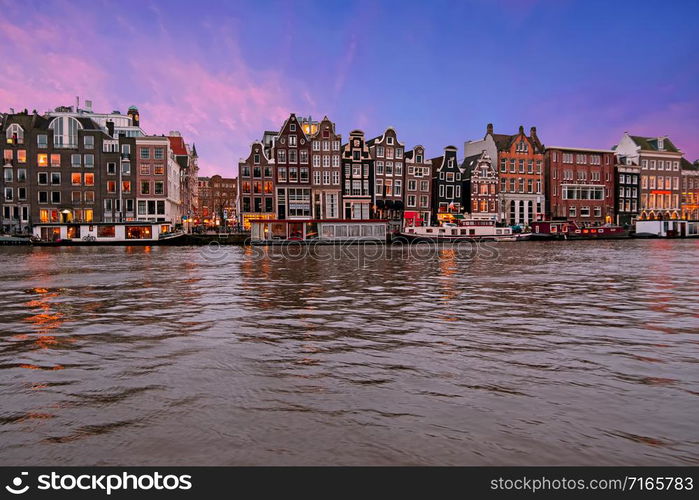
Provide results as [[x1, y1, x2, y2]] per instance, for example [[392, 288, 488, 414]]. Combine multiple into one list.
[[349, 225, 361, 237], [426, 228, 433, 233], [336, 225, 348, 237], [306, 222, 319, 239], [126, 225, 152, 239], [322, 225, 335, 239], [361, 225, 372, 237], [461, 229, 467, 235], [67, 225, 81, 239], [98, 225, 115, 238], [469, 229, 475, 235], [272, 223, 286, 239], [496, 229, 502, 235], [452, 229, 457, 235]]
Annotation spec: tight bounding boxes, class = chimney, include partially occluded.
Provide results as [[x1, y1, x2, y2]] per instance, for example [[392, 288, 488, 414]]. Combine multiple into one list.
[[530, 126, 537, 141], [518, 125, 524, 134], [486, 123, 493, 135], [85, 100, 93, 112], [106, 120, 115, 137]]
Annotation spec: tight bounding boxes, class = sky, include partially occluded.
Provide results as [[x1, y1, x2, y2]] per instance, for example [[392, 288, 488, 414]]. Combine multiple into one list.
[[1, 0, 697, 176]]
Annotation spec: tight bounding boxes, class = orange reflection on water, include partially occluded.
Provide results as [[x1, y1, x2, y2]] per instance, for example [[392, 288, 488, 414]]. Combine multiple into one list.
[[19, 363, 64, 371], [22, 288, 74, 350]]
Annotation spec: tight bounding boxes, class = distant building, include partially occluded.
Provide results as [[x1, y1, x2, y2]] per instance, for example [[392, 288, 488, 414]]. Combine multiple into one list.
[[614, 155, 641, 226], [367, 127, 405, 220], [305, 116, 342, 219], [681, 158, 699, 220], [545, 146, 615, 225], [404, 145, 432, 226], [462, 150, 498, 221], [135, 136, 182, 222], [273, 113, 312, 219], [614, 133, 683, 220], [341, 130, 373, 219], [430, 145, 463, 224], [198, 175, 237, 227], [477, 124, 545, 225], [238, 141, 275, 229]]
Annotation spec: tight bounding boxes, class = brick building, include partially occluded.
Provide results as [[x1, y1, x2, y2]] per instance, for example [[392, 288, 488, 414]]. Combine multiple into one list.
[[681, 158, 699, 220], [403, 145, 432, 226], [430, 145, 463, 224], [273, 113, 312, 219], [545, 147, 615, 225], [302, 116, 342, 219], [341, 130, 373, 219], [614, 133, 683, 220], [462, 150, 498, 221], [198, 175, 237, 227], [238, 141, 275, 229], [367, 127, 405, 220]]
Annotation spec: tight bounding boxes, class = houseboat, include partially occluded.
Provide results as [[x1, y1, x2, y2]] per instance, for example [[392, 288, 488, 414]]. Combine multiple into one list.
[[634, 219, 699, 238], [530, 221, 629, 240], [0, 234, 33, 246], [250, 219, 388, 244], [32, 222, 186, 246], [398, 219, 524, 242]]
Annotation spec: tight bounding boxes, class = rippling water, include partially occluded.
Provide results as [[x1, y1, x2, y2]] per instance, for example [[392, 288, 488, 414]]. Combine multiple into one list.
[[0, 240, 698, 465]]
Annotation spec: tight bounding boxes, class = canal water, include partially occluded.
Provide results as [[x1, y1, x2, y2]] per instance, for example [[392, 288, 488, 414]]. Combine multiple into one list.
[[0, 240, 697, 465]]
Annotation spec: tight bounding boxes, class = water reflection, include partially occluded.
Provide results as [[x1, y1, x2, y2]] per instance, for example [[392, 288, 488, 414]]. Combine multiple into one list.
[[0, 241, 697, 465]]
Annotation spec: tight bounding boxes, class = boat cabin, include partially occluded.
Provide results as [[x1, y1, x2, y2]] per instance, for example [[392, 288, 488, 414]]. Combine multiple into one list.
[[250, 219, 388, 243]]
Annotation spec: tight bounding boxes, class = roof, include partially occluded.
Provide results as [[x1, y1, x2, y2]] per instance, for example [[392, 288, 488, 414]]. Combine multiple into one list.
[[168, 135, 188, 156], [681, 157, 698, 171], [489, 127, 544, 152], [629, 135, 680, 153], [461, 154, 481, 173], [1, 113, 49, 131], [546, 146, 616, 153]]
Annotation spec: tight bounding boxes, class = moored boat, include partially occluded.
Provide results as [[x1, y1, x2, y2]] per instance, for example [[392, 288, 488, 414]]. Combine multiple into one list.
[[530, 221, 629, 240], [31, 222, 182, 246], [250, 219, 389, 245], [398, 219, 522, 242]]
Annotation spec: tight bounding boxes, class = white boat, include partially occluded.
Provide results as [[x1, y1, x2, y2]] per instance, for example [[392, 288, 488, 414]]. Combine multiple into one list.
[[398, 219, 525, 242], [32, 222, 184, 246]]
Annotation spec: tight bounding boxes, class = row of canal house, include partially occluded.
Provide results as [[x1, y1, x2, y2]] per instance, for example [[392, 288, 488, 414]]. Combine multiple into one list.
[[1, 103, 199, 234], [237, 113, 697, 228]]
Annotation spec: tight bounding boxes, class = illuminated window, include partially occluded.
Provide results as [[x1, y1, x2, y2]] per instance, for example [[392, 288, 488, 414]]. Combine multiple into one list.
[[48, 116, 80, 147], [71, 191, 81, 203], [50, 154, 61, 167], [107, 180, 116, 193], [154, 165, 164, 175], [84, 173, 94, 186], [122, 181, 131, 193], [5, 124, 24, 144], [37, 154, 48, 167], [84, 191, 95, 204], [71, 173, 82, 185]]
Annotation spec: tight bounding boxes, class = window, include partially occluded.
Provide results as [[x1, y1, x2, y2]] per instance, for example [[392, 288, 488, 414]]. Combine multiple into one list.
[[140, 164, 150, 175], [122, 181, 131, 193], [394, 180, 402, 197], [71, 154, 81, 167], [288, 135, 296, 147], [407, 195, 416, 207], [290, 123, 296, 132], [38, 172, 48, 185], [51, 172, 61, 185], [51, 191, 61, 204], [107, 180, 116, 193], [121, 144, 131, 156], [37, 134, 48, 148], [84, 173, 94, 186], [3, 168, 12, 182], [594, 206, 602, 218], [322, 156, 330, 168], [84, 154, 94, 168], [154, 147, 165, 160], [4, 187, 12, 201], [84, 191, 95, 203], [17, 168, 26, 182], [580, 206, 590, 217], [49, 116, 80, 147], [6, 123, 24, 144], [107, 162, 116, 175], [569, 206, 576, 217], [140, 148, 151, 160], [37, 154, 48, 167], [154, 165, 164, 175], [50, 154, 60, 167], [38, 191, 48, 203], [71, 173, 81, 185], [141, 181, 150, 194], [84, 135, 94, 149], [154, 181, 164, 195]]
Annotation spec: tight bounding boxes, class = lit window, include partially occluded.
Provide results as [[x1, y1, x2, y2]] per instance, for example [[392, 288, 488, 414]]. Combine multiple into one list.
[[37, 154, 48, 167]]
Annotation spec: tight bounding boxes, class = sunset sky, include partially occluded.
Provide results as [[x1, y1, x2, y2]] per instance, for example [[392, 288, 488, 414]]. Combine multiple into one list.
[[1, 0, 697, 175]]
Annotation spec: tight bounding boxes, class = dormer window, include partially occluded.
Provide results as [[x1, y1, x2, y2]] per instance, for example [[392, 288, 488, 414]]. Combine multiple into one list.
[[658, 138, 664, 151], [5, 124, 24, 144], [387, 137, 394, 145], [416, 155, 423, 163], [290, 123, 296, 132]]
